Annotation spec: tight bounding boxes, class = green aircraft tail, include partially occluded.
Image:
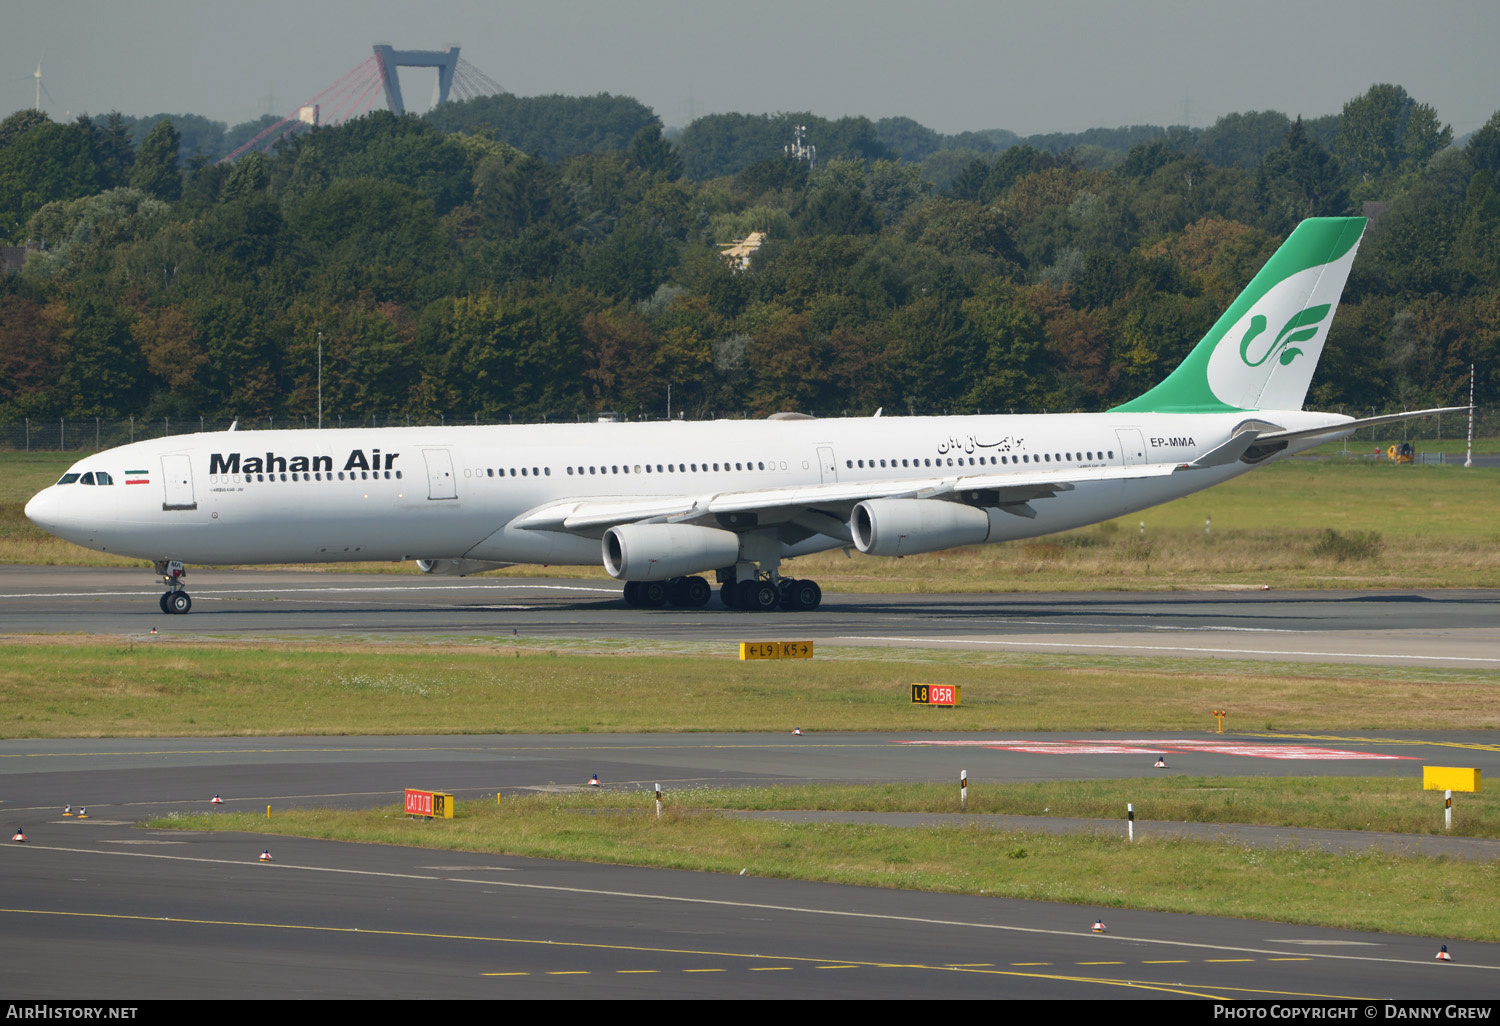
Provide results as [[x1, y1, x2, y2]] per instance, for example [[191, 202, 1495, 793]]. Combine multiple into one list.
[[1112, 216, 1366, 414]]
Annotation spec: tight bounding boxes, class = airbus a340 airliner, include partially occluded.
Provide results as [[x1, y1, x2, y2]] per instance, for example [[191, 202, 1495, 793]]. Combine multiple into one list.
[[26, 216, 1460, 614]]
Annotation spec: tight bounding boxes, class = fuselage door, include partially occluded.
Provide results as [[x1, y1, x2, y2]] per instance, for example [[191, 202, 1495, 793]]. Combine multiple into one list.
[[423, 449, 457, 500], [160, 454, 197, 511], [1115, 428, 1148, 466], [816, 446, 838, 484]]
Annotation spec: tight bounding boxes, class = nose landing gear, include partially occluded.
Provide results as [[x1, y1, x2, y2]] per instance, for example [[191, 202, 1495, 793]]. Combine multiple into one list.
[[154, 559, 192, 614]]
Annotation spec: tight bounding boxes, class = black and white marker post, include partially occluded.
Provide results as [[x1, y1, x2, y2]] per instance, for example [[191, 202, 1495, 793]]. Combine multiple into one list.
[[655, 783, 663, 820], [961, 769, 967, 810], [1127, 803, 1135, 843]]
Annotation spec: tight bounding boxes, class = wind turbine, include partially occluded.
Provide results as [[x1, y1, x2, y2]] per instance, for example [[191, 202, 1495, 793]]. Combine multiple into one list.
[[32, 57, 56, 113]]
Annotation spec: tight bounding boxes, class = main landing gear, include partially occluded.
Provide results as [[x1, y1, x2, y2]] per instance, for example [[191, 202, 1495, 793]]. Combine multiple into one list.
[[621, 576, 714, 609], [154, 559, 192, 614], [717, 571, 822, 613]]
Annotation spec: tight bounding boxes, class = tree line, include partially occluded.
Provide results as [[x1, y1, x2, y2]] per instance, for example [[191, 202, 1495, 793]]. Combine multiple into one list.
[[1, 82, 1497, 429]]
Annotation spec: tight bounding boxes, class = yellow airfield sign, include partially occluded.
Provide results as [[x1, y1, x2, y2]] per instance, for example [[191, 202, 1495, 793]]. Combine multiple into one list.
[[739, 641, 814, 660]]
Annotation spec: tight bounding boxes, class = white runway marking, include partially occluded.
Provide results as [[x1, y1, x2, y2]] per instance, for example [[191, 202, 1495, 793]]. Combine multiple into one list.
[[839, 635, 1500, 664], [0, 583, 619, 600], [917, 617, 1313, 634]]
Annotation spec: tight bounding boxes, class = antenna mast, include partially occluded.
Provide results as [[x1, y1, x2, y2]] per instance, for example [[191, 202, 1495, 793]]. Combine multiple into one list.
[[785, 124, 816, 169]]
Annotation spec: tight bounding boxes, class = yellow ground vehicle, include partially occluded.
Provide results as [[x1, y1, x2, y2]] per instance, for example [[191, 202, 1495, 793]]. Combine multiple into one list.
[[1387, 442, 1415, 463]]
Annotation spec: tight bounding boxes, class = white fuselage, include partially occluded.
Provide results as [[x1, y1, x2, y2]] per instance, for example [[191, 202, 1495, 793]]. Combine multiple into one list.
[[25, 409, 1348, 569]]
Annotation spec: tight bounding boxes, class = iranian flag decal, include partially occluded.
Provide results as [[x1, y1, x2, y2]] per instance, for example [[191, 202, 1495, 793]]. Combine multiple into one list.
[[125, 469, 149, 485]]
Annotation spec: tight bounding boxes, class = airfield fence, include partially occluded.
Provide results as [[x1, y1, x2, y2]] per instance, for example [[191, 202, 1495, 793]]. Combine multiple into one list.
[[3, 406, 1498, 454]]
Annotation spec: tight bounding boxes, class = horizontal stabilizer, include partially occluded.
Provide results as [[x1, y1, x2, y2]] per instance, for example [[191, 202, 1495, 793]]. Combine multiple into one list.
[[1188, 430, 1262, 468], [1257, 407, 1471, 446]]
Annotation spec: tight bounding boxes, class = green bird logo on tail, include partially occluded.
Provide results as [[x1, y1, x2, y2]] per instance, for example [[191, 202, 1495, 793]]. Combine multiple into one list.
[[1238, 304, 1331, 369]]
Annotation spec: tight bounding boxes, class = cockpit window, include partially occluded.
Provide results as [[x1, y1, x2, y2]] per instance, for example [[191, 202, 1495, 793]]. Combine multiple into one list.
[[94, 472, 113, 485], [57, 473, 80, 485], [79, 473, 95, 485]]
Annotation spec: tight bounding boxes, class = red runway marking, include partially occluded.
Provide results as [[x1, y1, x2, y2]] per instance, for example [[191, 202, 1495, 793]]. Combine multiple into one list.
[[895, 739, 1416, 761]]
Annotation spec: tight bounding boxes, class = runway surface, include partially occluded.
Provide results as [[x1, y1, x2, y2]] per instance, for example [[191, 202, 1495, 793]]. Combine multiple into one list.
[[4, 568, 1499, 998], [3, 566, 1499, 669]]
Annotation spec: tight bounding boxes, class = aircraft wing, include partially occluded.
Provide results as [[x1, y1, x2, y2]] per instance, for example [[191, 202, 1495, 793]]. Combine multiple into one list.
[[513, 460, 1188, 537]]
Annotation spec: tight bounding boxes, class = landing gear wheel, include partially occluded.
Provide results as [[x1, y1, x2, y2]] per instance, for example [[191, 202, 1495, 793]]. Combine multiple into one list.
[[622, 581, 643, 606], [791, 579, 822, 611], [159, 592, 171, 614], [778, 578, 802, 611], [639, 581, 669, 608], [745, 581, 780, 612], [720, 582, 740, 609], [166, 592, 191, 615], [680, 576, 712, 608]]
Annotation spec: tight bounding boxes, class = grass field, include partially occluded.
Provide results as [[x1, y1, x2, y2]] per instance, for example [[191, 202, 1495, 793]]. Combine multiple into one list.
[[4, 448, 1499, 588], [4, 639, 1500, 737]]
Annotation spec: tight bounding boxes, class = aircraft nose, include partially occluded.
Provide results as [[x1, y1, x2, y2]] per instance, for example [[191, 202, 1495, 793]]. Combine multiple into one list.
[[24, 487, 61, 533]]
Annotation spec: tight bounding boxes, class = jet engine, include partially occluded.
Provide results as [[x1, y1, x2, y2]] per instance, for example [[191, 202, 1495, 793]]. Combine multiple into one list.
[[850, 499, 1000, 556], [415, 558, 516, 576], [601, 523, 741, 581]]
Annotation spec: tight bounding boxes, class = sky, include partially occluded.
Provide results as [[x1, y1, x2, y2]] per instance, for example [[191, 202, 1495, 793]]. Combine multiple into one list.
[[3, 0, 1496, 139]]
